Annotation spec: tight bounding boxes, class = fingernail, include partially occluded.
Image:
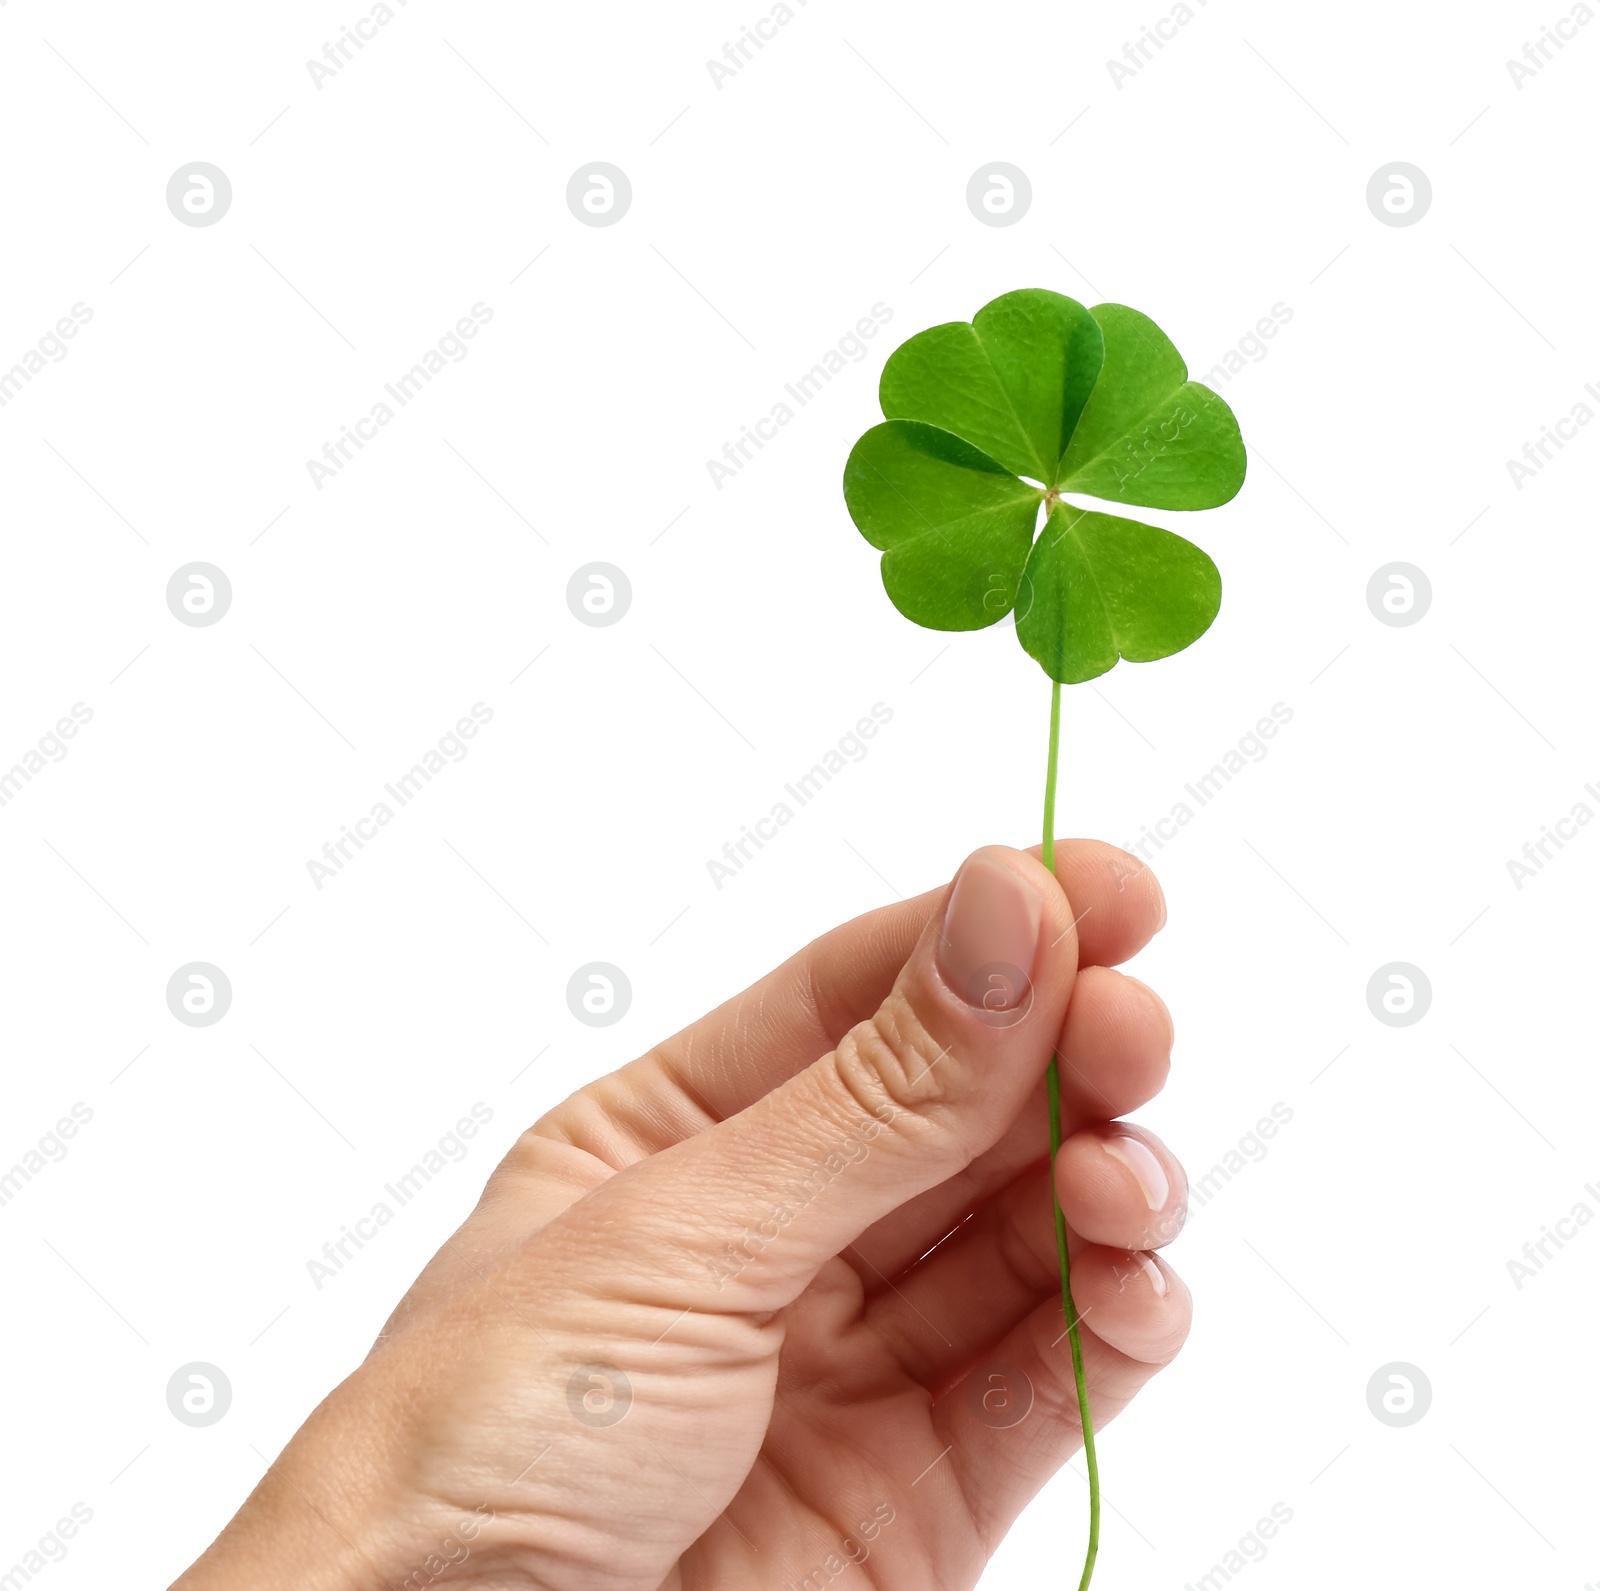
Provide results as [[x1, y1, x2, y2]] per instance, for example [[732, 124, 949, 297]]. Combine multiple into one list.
[[1135, 1251, 1168, 1298], [936, 854, 1043, 1013], [1103, 1132, 1170, 1212]]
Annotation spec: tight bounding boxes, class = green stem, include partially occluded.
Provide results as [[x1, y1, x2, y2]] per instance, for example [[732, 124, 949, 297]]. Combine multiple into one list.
[[1041, 679, 1100, 1591]]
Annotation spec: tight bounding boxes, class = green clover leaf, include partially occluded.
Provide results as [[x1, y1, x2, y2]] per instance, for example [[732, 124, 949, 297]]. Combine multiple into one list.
[[843, 420, 1040, 630], [1016, 503, 1224, 684], [843, 289, 1246, 683]]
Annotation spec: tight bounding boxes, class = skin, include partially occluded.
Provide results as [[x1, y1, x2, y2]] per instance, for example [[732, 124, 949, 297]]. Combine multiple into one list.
[[174, 840, 1191, 1591]]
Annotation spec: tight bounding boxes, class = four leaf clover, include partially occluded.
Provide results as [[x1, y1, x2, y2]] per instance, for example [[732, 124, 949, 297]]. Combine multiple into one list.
[[843, 289, 1246, 683]]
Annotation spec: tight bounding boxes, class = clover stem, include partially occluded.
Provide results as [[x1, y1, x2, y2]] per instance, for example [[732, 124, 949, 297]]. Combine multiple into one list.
[[1040, 678, 1101, 1591]]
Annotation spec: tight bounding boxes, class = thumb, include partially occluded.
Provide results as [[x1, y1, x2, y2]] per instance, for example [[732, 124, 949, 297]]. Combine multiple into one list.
[[578, 845, 1080, 1312]]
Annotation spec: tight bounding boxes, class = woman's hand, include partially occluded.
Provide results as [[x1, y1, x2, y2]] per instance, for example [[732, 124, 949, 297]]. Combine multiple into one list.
[[175, 841, 1190, 1591]]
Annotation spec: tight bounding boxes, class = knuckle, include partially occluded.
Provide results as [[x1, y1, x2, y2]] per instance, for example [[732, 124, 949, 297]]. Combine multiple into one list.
[[829, 991, 965, 1140], [1030, 1354, 1091, 1427], [994, 1185, 1059, 1294]]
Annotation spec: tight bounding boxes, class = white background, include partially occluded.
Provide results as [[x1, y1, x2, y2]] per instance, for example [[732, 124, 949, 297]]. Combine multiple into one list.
[[2, 0, 1596, 1585]]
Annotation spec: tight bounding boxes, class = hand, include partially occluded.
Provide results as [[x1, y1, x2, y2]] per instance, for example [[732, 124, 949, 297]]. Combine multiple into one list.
[[175, 842, 1190, 1591]]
